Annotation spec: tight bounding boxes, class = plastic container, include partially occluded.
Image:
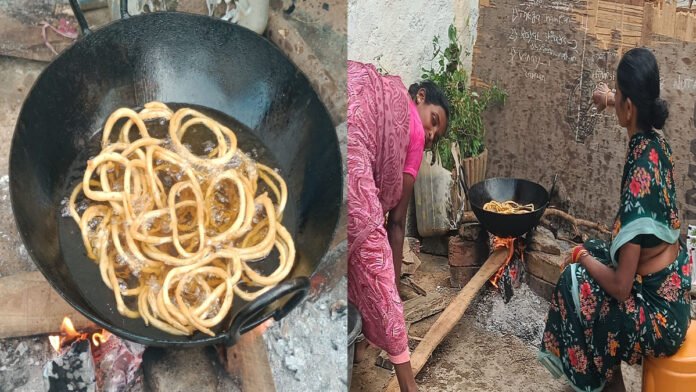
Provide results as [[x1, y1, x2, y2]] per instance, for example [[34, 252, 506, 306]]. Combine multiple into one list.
[[347, 303, 362, 390], [642, 322, 696, 392], [226, 0, 269, 34], [414, 152, 454, 237]]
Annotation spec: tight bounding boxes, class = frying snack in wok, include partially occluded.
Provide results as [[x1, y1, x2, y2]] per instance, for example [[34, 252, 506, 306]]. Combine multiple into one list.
[[67, 102, 294, 336], [482, 200, 535, 214]]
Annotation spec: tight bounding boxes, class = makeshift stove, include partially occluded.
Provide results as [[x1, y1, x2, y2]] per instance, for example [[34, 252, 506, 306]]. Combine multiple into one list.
[[43, 317, 145, 392], [487, 236, 526, 303], [448, 222, 527, 303]]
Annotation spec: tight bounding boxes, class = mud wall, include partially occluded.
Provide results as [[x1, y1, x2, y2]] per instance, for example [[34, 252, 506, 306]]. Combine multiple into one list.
[[472, 0, 696, 230]]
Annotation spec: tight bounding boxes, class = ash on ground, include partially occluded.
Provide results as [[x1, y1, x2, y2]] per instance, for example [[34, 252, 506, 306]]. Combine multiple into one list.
[[265, 276, 347, 391], [471, 283, 550, 348], [0, 336, 56, 392]]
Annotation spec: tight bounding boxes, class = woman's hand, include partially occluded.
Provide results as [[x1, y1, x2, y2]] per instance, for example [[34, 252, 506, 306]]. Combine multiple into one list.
[[592, 83, 612, 111], [560, 245, 588, 271], [559, 251, 573, 271]]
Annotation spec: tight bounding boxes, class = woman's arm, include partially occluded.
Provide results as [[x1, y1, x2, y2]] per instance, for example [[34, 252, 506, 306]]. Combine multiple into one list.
[[387, 174, 415, 285], [579, 243, 640, 301]]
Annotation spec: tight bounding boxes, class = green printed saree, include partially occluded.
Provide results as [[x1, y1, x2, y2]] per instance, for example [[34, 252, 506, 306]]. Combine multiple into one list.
[[538, 131, 692, 392]]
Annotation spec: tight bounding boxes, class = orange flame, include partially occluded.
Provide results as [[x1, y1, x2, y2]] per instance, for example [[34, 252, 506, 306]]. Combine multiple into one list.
[[49, 335, 61, 353], [49, 317, 81, 353], [48, 316, 109, 353], [91, 331, 111, 347], [61, 317, 80, 337]]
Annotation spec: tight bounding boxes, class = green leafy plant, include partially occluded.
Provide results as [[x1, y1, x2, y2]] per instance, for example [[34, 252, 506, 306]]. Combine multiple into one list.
[[421, 24, 506, 171]]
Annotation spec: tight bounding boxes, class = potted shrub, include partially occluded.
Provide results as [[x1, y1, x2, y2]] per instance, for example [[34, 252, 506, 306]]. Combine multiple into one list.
[[414, 24, 506, 236]]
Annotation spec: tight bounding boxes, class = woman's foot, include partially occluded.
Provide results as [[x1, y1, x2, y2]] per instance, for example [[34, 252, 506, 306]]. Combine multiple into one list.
[[353, 339, 369, 363]]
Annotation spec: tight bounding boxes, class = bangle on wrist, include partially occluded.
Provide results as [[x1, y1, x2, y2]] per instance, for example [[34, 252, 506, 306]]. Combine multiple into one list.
[[571, 246, 585, 263], [577, 250, 589, 264]]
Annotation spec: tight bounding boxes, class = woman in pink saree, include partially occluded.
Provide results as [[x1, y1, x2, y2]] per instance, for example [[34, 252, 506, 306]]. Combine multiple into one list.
[[347, 60, 449, 391]]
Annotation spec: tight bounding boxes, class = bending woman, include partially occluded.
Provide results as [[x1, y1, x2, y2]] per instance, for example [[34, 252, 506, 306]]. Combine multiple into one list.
[[538, 48, 691, 391], [347, 60, 449, 392]]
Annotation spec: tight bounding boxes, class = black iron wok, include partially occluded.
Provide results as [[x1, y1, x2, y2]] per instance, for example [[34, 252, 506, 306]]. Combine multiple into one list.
[[9, 0, 342, 347], [460, 169, 556, 238]]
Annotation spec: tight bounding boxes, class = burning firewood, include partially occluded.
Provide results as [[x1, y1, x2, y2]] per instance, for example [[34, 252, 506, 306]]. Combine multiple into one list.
[[44, 338, 96, 392], [43, 317, 145, 392]]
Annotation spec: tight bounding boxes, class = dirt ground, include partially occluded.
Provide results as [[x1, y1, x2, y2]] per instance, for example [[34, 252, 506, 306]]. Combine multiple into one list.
[[349, 253, 643, 392]]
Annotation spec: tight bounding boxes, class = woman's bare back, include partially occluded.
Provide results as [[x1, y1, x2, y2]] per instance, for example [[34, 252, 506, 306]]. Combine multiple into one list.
[[636, 241, 680, 276]]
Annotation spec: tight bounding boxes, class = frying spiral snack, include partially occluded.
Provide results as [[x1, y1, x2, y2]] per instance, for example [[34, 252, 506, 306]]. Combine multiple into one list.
[[68, 102, 294, 336], [482, 200, 535, 214]]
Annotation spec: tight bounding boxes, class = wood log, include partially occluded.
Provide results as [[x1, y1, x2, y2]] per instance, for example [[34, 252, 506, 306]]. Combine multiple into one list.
[[401, 240, 422, 276], [0, 271, 92, 338], [399, 276, 427, 297], [543, 208, 611, 235], [375, 292, 449, 370], [225, 323, 276, 392], [384, 249, 508, 391], [402, 292, 450, 325]]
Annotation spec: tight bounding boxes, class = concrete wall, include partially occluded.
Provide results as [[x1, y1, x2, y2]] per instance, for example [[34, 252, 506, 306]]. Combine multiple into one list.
[[348, 0, 459, 84], [453, 0, 479, 77], [347, 0, 480, 90]]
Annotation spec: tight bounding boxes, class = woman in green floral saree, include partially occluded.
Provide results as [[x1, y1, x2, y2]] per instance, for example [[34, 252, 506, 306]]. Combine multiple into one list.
[[538, 48, 692, 392]]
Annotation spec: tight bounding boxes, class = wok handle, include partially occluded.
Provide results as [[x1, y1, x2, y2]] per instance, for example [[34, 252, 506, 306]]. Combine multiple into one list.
[[224, 277, 310, 346], [458, 164, 470, 201], [68, 0, 92, 35], [120, 0, 131, 19], [68, 0, 131, 35]]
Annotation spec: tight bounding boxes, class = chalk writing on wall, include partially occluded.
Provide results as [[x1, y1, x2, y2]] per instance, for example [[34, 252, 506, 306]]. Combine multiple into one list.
[[674, 74, 696, 92], [505, 0, 620, 143], [686, 106, 696, 225], [566, 69, 601, 142], [507, 3, 579, 76]]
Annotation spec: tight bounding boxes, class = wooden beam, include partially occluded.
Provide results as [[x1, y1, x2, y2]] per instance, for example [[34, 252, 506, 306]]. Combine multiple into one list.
[[0, 271, 92, 338], [375, 292, 450, 371], [226, 326, 277, 392], [384, 249, 508, 392]]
